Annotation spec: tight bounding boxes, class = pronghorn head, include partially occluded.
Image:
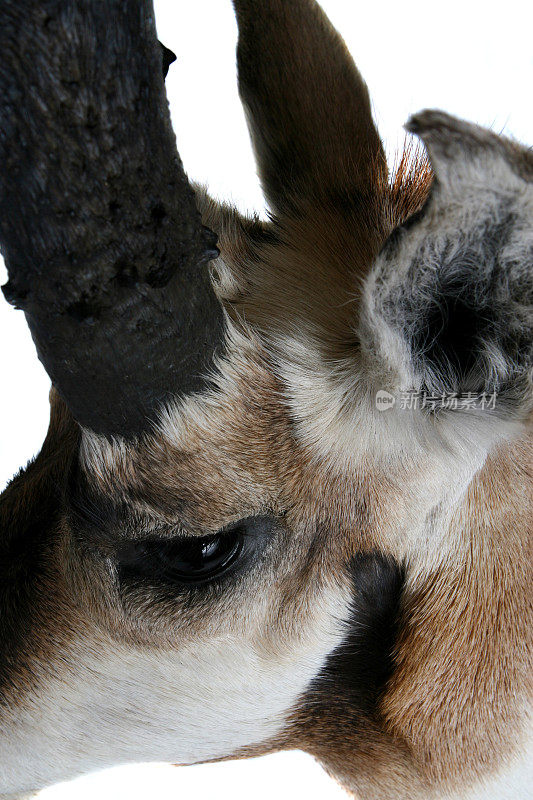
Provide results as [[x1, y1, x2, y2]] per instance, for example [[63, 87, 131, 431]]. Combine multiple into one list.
[[0, 1, 531, 799]]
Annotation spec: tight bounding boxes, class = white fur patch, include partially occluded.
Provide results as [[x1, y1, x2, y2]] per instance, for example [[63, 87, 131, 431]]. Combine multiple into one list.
[[0, 584, 349, 796]]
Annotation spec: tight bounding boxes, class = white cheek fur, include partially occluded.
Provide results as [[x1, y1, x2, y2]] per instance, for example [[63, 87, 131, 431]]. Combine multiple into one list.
[[0, 585, 349, 797]]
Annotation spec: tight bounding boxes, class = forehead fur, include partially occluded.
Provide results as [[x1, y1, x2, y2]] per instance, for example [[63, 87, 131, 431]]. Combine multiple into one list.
[[199, 144, 432, 347]]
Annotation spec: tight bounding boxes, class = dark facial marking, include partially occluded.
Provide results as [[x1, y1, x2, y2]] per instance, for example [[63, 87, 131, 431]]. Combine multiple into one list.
[[302, 552, 403, 717]]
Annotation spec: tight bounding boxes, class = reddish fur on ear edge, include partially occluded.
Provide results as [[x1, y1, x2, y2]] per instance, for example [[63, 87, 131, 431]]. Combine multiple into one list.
[[386, 139, 433, 230]]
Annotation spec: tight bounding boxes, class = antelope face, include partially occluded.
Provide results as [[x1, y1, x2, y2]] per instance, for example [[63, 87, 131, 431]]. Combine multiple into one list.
[[0, 1, 531, 800]]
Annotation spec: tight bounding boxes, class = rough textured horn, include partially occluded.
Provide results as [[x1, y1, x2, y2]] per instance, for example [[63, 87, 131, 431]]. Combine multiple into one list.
[[0, 0, 224, 438]]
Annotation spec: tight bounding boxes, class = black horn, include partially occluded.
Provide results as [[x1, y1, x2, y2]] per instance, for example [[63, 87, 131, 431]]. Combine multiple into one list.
[[0, 0, 224, 438]]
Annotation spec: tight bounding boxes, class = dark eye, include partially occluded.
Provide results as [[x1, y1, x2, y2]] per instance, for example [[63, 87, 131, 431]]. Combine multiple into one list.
[[118, 525, 247, 587]]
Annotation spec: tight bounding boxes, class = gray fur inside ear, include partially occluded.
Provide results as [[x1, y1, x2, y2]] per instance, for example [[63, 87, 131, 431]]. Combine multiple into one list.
[[361, 113, 533, 417]]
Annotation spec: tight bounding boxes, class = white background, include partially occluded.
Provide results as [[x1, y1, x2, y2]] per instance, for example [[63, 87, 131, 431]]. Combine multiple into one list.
[[1, 1, 531, 798]]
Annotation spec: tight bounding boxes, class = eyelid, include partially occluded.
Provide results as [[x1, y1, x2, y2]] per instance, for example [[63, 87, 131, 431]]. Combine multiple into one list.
[[115, 515, 279, 593]]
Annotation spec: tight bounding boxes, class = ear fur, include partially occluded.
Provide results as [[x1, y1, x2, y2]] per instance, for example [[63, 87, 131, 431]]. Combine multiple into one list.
[[232, 0, 386, 215], [360, 113, 533, 419], [406, 110, 533, 192]]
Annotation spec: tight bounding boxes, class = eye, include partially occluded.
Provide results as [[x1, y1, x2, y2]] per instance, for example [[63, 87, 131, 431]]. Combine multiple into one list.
[[118, 524, 249, 587]]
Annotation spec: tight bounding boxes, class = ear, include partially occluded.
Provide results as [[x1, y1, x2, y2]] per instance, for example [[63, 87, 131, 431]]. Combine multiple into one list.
[[232, 0, 386, 214], [361, 111, 533, 419]]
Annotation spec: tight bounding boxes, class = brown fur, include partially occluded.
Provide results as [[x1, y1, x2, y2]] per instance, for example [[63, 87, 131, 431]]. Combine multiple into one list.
[[382, 438, 533, 786], [280, 436, 531, 800], [197, 146, 432, 378]]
